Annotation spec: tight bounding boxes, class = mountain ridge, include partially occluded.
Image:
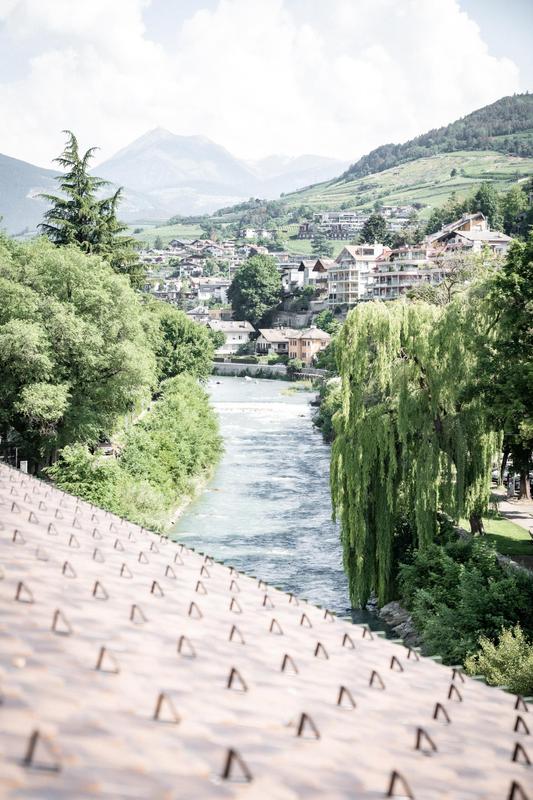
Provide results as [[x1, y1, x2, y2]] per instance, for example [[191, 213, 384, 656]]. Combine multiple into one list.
[[339, 93, 533, 183]]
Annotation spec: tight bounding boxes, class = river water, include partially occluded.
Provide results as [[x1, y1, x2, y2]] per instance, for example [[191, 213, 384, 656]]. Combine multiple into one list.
[[173, 376, 370, 622]]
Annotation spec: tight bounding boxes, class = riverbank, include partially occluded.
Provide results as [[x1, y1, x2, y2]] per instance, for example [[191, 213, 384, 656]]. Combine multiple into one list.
[[48, 375, 222, 532]]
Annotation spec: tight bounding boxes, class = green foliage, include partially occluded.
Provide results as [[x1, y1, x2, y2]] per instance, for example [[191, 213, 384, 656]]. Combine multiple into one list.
[[48, 375, 222, 531], [476, 235, 533, 497], [465, 625, 533, 695], [313, 378, 342, 442], [311, 231, 334, 258], [314, 309, 341, 335], [342, 94, 533, 181], [399, 536, 533, 665], [0, 234, 215, 469], [142, 297, 215, 382], [471, 182, 503, 229], [359, 213, 389, 244], [501, 184, 529, 235], [287, 358, 304, 377], [0, 236, 156, 465], [40, 131, 144, 287], [228, 254, 281, 324], [331, 298, 499, 606]]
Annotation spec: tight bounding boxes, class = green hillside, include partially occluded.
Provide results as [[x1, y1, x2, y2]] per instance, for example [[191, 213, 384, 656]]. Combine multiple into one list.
[[283, 150, 533, 218], [341, 93, 533, 181]]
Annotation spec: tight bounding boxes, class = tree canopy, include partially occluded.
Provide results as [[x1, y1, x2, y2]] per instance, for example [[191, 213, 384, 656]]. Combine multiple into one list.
[[359, 213, 388, 244], [228, 254, 281, 324], [0, 235, 215, 470], [311, 231, 334, 258], [331, 298, 499, 606], [476, 235, 533, 498], [39, 131, 144, 287], [0, 236, 155, 465]]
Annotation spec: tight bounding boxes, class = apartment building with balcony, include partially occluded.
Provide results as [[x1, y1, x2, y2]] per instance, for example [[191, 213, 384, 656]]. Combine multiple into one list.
[[327, 244, 386, 308], [373, 246, 449, 300]]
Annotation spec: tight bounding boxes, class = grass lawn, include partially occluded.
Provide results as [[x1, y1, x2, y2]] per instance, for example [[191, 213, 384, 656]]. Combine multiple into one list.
[[460, 514, 532, 557], [285, 237, 349, 257]]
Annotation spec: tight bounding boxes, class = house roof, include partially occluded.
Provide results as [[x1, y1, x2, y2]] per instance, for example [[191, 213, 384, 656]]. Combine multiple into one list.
[[0, 462, 528, 799], [427, 213, 487, 241], [258, 329, 289, 343], [289, 327, 331, 341], [452, 230, 512, 243], [207, 320, 255, 333]]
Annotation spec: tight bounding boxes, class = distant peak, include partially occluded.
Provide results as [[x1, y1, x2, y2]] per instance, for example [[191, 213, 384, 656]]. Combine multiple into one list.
[[137, 127, 175, 142]]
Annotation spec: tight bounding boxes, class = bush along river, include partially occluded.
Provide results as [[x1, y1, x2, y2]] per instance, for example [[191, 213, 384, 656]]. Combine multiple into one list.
[[173, 375, 382, 627]]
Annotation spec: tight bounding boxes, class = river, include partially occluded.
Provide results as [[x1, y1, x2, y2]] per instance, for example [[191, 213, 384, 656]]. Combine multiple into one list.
[[173, 376, 374, 623]]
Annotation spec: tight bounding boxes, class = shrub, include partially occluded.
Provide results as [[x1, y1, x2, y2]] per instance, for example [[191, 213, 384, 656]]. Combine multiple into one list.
[[399, 536, 533, 664], [48, 375, 222, 531], [465, 625, 533, 695], [313, 378, 341, 441]]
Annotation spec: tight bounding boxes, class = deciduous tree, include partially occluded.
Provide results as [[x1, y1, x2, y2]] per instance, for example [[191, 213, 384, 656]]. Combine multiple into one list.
[[331, 299, 498, 606], [228, 254, 281, 324]]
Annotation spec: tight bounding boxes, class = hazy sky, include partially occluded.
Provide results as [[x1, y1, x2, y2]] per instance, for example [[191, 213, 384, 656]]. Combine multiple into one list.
[[0, 0, 531, 168]]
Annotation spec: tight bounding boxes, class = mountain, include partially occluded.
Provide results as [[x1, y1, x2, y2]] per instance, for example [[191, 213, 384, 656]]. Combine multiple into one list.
[[269, 94, 533, 217], [280, 150, 533, 218], [95, 129, 348, 217], [340, 93, 533, 182], [0, 130, 348, 233], [0, 153, 57, 236]]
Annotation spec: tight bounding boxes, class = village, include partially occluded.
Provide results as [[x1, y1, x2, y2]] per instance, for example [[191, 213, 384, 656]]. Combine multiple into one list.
[[141, 209, 512, 365]]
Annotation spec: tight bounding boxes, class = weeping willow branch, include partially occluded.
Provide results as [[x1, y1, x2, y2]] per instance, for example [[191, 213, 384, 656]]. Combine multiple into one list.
[[331, 299, 500, 607]]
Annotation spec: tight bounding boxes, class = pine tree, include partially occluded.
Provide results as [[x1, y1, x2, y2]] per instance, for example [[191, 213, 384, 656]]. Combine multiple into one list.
[[40, 131, 144, 287], [311, 231, 334, 258]]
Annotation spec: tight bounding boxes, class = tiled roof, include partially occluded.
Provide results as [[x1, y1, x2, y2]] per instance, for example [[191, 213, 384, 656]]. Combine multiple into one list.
[[0, 462, 530, 798], [289, 327, 331, 342]]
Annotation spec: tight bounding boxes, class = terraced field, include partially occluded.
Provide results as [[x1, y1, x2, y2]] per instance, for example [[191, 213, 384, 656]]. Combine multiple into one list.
[[283, 150, 533, 218], [129, 221, 205, 246]]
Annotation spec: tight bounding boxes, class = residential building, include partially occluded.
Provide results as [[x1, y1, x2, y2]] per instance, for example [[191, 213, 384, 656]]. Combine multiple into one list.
[[288, 327, 331, 366], [255, 328, 298, 357], [207, 320, 255, 356], [427, 212, 512, 253], [373, 246, 448, 300], [328, 244, 386, 308], [193, 277, 231, 304], [187, 306, 211, 325], [281, 265, 305, 294], [150, 279, 182, 305], [298, 258, 331, 295]]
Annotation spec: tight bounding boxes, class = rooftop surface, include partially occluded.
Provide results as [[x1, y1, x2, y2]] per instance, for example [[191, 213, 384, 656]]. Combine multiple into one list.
[[0, 463, 530, 799]]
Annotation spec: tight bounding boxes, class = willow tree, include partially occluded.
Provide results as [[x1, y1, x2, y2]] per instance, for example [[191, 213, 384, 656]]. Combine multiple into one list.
[[331, 299, 499, 606]]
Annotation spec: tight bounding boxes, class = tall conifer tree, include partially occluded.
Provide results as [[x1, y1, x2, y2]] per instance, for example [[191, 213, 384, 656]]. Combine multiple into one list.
[[40, 131, 144, 287]]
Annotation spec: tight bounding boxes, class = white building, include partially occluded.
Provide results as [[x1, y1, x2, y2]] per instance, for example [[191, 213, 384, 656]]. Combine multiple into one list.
[[372, 246, 448, 300], [193, 278, 231, 304], [327, 244, 386, 308], [207, 320, 255, 355]]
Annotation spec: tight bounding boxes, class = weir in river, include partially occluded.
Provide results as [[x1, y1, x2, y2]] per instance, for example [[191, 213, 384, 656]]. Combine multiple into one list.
[[174, 376, 363, 620]]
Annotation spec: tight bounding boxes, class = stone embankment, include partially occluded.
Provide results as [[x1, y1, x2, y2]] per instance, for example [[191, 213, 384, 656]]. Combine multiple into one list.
[[378, 601, 421, 648]]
